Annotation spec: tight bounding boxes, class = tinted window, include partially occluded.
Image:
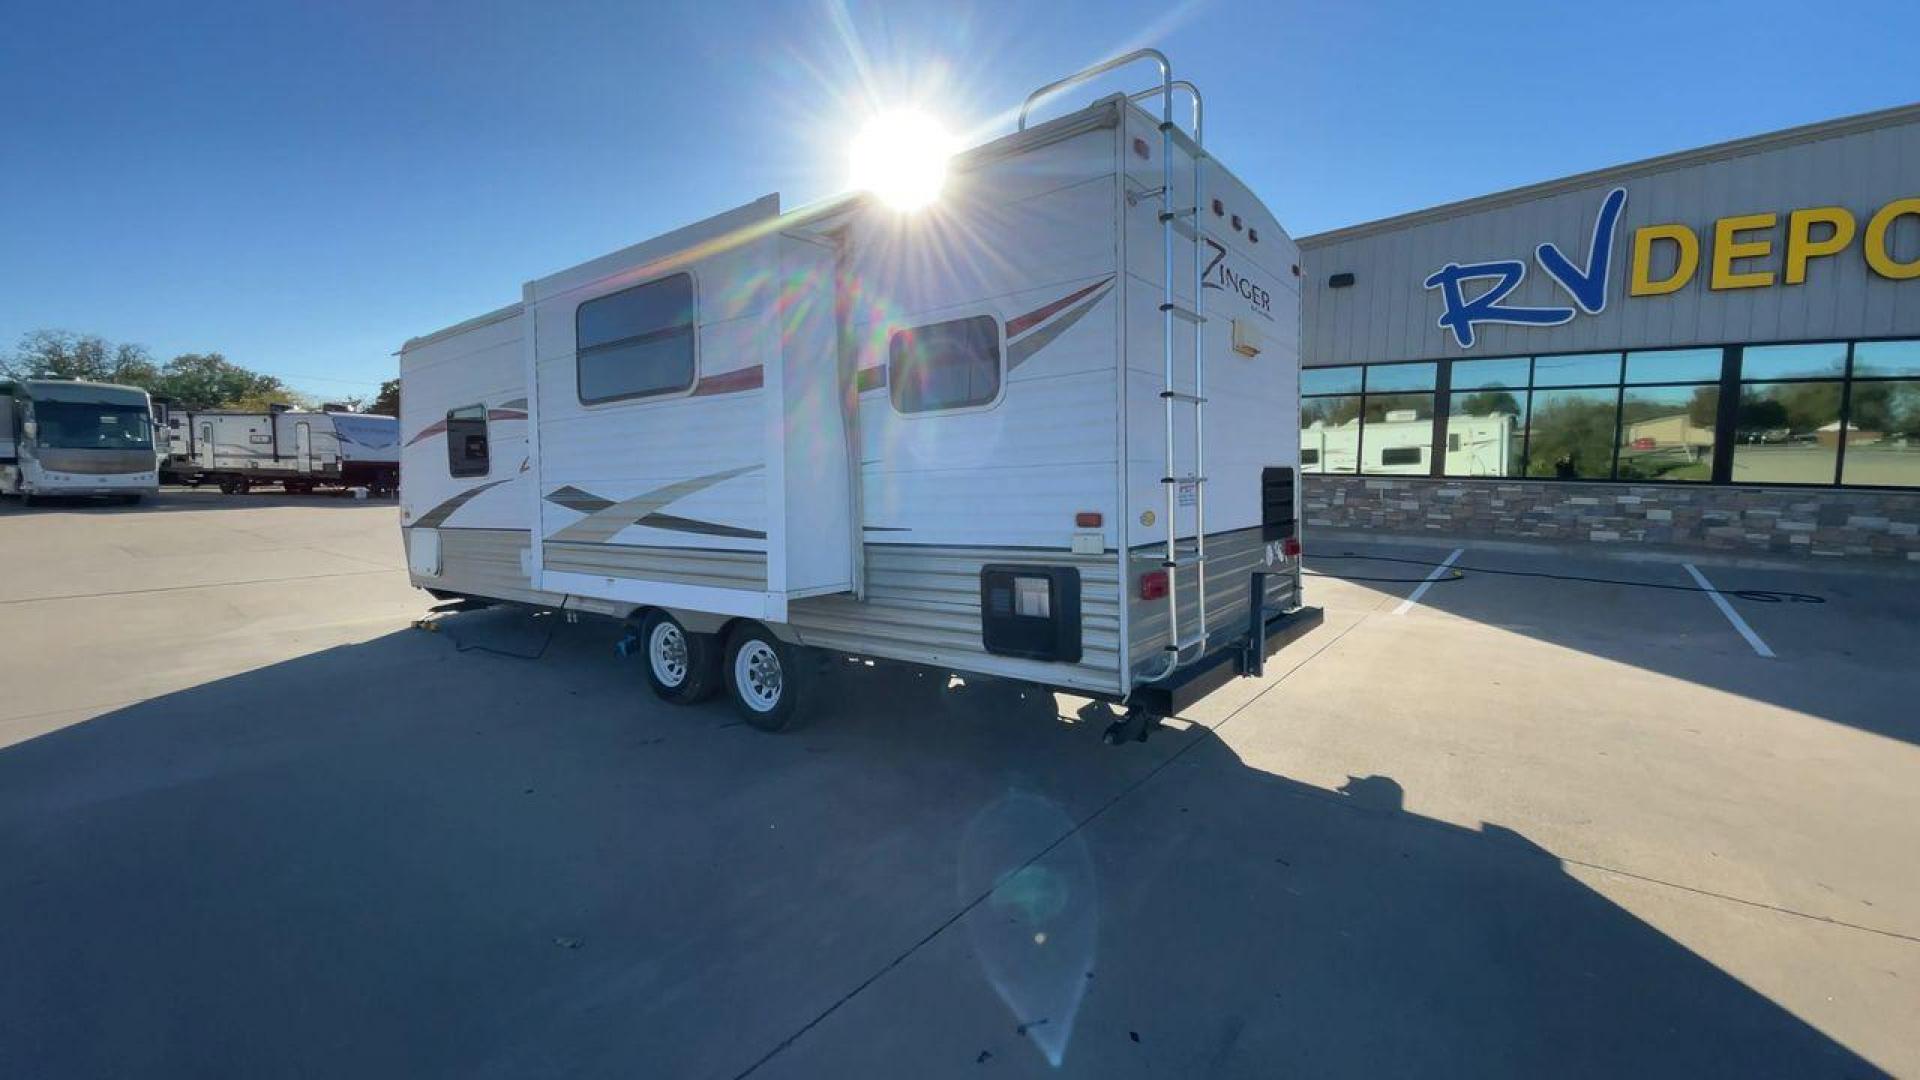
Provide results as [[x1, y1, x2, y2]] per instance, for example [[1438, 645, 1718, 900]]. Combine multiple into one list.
[[1532, 352, 1621, 387], [1445, 386, 1526, 478], [1741, 342, 1845, 381], [1626, 348, 1723, 384], [577, 274, 696, 404], [1450, 357, 1530, 391], [1618, 385, 1716, 481], [1526, 388, 1617, 478], [1852, 340, 1920, 378], [1839, 380, 1920, 487], [1299, 395, 1361, 474], [1301, 366, 1362, 396], [889, 315, 1001, 413], [447, 405, 489, 478], [1731, 382, 1842, 484], [1361, 393, 1435, 475], [1365, 362, 1437, 393]]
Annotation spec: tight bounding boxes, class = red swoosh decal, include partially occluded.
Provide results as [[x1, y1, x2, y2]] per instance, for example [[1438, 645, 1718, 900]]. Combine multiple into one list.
[[691, 366, 764, 396], [1006, 277, 1114, 339]]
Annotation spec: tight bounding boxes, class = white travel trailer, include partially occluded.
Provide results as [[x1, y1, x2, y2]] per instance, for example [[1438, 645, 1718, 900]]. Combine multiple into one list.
[[174, 409, 399, 495], [399, 54, 1320, 737], [0, 379, 160, 503]]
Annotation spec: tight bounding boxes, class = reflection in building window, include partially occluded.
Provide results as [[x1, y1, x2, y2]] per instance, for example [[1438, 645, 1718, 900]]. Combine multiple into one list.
[[1732, 381, 1842, 484], [1300, 394, 1361, 474], [1525, 388, 1617, 479], [1839, 379, 1920, 487], [1618, 385, 1717, 482], [1445, 385, 1526, 477], [1361, 392, 1435, 474]]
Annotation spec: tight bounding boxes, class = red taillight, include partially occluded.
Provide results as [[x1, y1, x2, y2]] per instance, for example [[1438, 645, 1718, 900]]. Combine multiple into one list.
[[1075, 511, 1103, 528], [1283, 536, 1302, 559], [1139, 570, 1168, 601]]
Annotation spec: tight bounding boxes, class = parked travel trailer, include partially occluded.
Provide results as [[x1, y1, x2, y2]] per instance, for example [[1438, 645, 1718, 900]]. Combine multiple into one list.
[[399, 54, 1320, 737], [0, 379, 160, 503], [173, 409, 399, 495]]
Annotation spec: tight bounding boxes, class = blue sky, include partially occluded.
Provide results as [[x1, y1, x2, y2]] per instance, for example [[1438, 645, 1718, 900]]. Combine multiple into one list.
[[3, 0, 1915, 399]]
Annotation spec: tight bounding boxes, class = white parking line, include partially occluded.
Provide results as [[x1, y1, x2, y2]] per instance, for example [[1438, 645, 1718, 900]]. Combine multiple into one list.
[[1683, 563, 1775, 658], [1393, 548, 1464, 615]]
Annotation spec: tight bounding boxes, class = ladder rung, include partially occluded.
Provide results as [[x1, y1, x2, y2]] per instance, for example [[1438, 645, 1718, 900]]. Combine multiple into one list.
[[1162, 554, 1205, 569], [1165, 634, 1208, 654], [1160, 475, 1207, 484], [1157, 207, 1197, 222], [1159, 302, 1207, 324], [1159, 390, 1207, 403]]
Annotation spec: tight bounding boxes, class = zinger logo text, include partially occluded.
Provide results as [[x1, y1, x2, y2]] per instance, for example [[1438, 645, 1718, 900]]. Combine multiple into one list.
[[1203, 239, 1272, 318]]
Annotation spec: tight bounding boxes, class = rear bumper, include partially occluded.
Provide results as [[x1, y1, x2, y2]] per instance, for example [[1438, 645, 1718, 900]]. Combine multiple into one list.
[[1129, 604, 1325, 715]]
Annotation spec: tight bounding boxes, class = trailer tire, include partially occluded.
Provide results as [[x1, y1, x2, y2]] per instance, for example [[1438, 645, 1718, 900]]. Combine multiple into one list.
[[639, 610, 720, 705], [724, 624, 814, 732]]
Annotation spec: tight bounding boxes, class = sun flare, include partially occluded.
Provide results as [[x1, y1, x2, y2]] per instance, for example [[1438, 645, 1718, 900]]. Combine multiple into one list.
[[849, 108, 954, 211]]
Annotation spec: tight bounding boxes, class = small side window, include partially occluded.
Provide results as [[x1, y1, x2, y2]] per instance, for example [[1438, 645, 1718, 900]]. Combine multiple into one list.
[[889, 315, 1002, 414], [1380, 446, 1423, 466], [1300, 448, 1320, 466], [447, 405, 489, 478]]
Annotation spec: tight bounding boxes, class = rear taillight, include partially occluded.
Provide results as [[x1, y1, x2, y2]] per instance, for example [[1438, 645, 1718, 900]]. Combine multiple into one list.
[[1283, 536, 1302, 559], [1139, 570, 1169, 601]]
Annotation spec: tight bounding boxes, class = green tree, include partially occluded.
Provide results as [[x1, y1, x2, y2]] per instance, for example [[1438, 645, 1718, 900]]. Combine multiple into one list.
[[153, 353, 287, 410], [1455, 390, 1521, 417], [369, 378, 400, 417], [3, 329, 158, 387]]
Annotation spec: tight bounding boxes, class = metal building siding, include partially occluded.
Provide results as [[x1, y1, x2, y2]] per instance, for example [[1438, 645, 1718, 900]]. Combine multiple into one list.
[[1300, 113, 1920, 365]]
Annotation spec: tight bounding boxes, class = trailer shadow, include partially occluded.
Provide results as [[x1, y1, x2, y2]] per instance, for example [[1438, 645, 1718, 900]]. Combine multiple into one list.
[[0, 608, 1878, 1077]]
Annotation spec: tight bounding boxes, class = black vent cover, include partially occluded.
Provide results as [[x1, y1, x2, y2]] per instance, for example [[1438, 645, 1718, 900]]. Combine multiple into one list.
[[1262, 466, 1297, 542]]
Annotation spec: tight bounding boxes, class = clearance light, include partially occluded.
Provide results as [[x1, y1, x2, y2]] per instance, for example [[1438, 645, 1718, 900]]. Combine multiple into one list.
[[1075, 511, 1102, 528], [850, 109, 954, 211], [1139, 570, 1169, 601]]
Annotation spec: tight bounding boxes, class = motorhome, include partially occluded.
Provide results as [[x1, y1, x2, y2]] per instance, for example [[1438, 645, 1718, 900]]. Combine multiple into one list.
[[0, 379, 160, 503], [398, 53, 1320, 737], [172, 409, 399, 495]]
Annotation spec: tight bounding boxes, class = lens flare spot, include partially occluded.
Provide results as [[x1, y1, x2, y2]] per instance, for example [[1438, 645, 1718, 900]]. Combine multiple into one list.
[[850, 108, 954, 211]]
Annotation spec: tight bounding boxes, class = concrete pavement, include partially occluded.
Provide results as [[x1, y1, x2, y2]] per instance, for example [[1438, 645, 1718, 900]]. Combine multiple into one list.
[[2, 491, 1915, 1077]]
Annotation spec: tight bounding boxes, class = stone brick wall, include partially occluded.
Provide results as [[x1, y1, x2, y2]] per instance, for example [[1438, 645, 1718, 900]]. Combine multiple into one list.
[[1303, 476, 1920, 562]]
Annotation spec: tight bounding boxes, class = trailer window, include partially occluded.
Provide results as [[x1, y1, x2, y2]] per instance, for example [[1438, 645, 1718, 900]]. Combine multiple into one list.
[[447, 405, 489, 477], [576, 274, 696, 404], [889, 315, 1002, 414]]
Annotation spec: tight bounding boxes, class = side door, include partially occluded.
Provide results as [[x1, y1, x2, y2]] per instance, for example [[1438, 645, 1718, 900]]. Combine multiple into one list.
[[295, 422, 313, 473]]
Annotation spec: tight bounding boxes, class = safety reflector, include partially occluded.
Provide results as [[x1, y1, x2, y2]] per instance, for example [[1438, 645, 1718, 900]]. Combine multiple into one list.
[[1140, 570, 1169, 601]]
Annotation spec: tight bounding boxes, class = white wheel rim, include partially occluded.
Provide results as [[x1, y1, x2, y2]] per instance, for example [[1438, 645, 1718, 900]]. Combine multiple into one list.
[[734, 640, 783, 712], [649, 622, 689, 687]]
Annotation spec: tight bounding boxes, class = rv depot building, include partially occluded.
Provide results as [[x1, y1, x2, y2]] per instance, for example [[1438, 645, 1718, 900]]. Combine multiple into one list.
[[1296, 102, 1920, 562]]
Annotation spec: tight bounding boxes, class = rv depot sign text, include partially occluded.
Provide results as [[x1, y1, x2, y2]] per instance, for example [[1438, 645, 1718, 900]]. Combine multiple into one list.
[[1421, 189, 1920, 348]]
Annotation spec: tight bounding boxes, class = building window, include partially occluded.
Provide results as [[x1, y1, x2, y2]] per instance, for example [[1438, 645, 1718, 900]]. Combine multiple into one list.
[[1309, 337, 1917, 489], [1444, 358, 1528, 477], [889, 315, 1002, 413], [1360, 362, 1436, 475], [576, 273, 696, 404], [1526, 386, 1618, 479], [1840, 340, 1920, 487], [1731, 343, 1846, 485], [447, 405, 489, 478], [1617, 349, 1720, 482]]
